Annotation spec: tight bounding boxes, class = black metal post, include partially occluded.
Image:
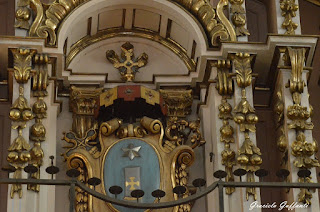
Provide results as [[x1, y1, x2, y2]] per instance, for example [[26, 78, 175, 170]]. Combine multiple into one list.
[[218, 183, 224, 212], [69, 181, 76, 212]]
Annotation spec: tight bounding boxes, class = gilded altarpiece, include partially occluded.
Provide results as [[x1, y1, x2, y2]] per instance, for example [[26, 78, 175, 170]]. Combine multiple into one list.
[[62, 86, 203, 212]]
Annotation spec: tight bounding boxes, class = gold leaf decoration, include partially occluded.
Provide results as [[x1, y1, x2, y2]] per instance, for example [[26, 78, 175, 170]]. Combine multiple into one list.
[[15, 0, 31, 30], [28, 0, 236, 46], [237, 133, 262, 200], [106, 42, 148, 82], [233, 90, 258, 132], [229, 0, 250, 36], [280, 0, 299, 35], [8, 48, 36, 198], [234, 53, 253, 88], [11, 48, 36, 84]]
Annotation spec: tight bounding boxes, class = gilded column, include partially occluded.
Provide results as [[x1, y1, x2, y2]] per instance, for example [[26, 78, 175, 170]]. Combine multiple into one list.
[[215, 60, 236, 195], [232, 53, 262, 211], [199, 61, 243, 212], [28, 54, 49, 192], [8, 48, 35, 198], [275, 47, 320, 211]]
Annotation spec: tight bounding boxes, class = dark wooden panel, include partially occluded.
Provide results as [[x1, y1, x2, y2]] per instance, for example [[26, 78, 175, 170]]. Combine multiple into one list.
[[0, 102, 11, 212], [246, 0, 268, 42], [256, 109, 286, 212], [0, 0, 15, 36]]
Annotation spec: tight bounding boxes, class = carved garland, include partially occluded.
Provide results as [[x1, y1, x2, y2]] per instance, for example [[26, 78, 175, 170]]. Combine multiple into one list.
[[233, 53, 262, 201], [28, 54, 49, 192], [284, 47, 319, 204], [26, 0, 235, 46], [8, 48, 36, 198], [273, 90, 289, 167], [280, 0, 299, 35], [215, 60, 236, 195]]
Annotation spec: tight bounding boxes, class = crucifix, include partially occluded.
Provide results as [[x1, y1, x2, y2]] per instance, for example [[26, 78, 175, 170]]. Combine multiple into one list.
[[106, 42, 148, 82], [125, 177, 140, 191]]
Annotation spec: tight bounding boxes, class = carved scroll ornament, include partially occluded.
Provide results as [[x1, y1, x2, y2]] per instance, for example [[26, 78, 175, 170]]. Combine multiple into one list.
[[27, 0, 235, 46]]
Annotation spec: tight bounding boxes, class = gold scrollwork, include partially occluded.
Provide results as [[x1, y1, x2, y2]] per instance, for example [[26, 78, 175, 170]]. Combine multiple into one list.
[[27, 0, 235, 46], [165, 117, 206, 149], [215, 60, 233, 96], [174, 149, 195, 212], [176, 0, 236, 46], [99, 119, 122, 137], [229, 0, 250, 37], [29, 0, 88, 46], [15, 0, 31, 30], [285, 47, 306, 104], [68, 156, 92, 212], [106, 42, 148, 82], [280, 0, 299, 35], [32, 54, 49, 97]]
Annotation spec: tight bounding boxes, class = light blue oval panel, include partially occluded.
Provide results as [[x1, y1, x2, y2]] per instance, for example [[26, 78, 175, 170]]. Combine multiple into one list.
[[104, 138, 160, 212]]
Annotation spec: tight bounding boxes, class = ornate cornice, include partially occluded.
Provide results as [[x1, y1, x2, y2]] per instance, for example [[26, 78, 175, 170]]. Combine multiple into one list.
[[27, 0, 235, 47]]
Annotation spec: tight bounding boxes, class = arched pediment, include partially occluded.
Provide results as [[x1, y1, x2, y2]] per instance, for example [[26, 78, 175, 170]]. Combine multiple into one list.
[[29, 0, 235, 48]]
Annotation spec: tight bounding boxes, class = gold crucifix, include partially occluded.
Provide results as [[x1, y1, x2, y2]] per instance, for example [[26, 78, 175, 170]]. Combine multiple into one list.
[[125, 177, 140, 191], [106, 42, 148, 82]]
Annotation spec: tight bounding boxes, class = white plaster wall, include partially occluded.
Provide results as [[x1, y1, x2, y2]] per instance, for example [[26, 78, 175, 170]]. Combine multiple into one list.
[[68, 37, 189, 82]]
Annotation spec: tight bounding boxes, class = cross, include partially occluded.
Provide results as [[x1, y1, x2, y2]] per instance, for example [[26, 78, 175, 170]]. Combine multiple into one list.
[[125, 177, 140, 190], [106, 42, 148, 82]]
